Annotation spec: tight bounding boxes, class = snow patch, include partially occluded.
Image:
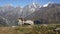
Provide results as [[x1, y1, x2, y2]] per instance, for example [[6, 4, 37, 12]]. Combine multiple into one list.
[[43, 2, 54, 7], [33, 2, 37, 8]]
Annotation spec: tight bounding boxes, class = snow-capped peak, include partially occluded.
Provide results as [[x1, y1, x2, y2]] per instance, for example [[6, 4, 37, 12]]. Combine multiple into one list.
[[43, 2, 55, 7], [43, 3, 48, 7], [32, 2, 37, 8], [29, 2, 41, 8]]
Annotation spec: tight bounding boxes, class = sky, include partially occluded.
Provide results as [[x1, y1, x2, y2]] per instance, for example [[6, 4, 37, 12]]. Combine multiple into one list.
[[0, 0, 60, 7]]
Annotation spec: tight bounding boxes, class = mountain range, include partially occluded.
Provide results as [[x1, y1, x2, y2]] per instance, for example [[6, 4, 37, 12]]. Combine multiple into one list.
[[0, 2, 60, 26], [25, 2, 60, 24]]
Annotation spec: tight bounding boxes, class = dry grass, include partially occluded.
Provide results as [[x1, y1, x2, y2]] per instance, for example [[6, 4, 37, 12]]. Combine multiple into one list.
[[0, 26, 32, 34], [0, 27, 20, 34], [0, 24, 60, 34]]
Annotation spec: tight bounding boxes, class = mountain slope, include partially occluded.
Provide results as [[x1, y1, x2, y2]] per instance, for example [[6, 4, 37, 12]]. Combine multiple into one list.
[[21, 2, 41, 18], [25, 3, 60, 24], [0, 5, 22, 26]]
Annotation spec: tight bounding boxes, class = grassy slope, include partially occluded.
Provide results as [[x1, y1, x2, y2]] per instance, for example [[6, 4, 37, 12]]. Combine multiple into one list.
[[0, 24, 60, 34]]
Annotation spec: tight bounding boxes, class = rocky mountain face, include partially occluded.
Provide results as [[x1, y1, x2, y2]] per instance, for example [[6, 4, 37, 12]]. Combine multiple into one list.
[[0, 16, 8, 26], [0, 5, 22, 26], [25, 3, 60, 24], [0, 2, 60, 26], [21, 2, 41, 18]]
